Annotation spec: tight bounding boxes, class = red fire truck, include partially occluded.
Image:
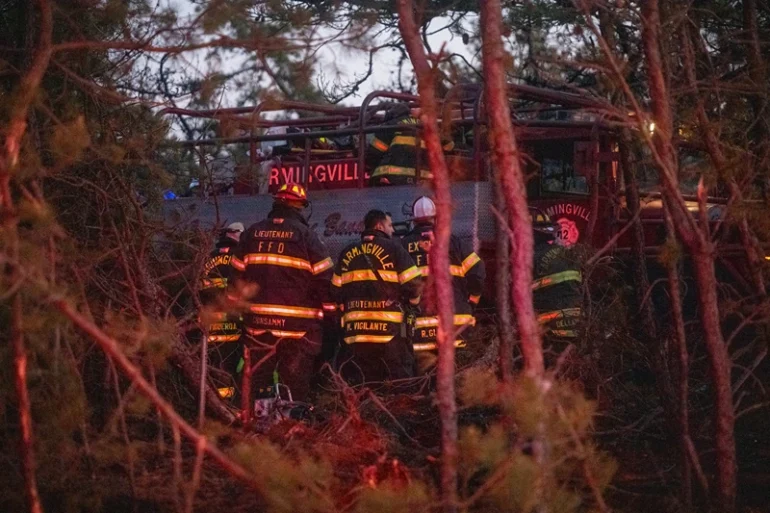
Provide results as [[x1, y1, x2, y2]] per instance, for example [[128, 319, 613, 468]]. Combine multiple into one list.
[[162, 84, 758, 302]]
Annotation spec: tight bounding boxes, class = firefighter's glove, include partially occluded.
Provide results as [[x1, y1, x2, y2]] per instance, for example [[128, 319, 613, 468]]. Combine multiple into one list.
[[404, 302, 421, 317], [403, 305, 419, 342]]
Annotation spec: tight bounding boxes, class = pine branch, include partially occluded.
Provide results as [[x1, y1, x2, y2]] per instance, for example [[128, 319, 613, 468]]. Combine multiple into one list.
[[53, 298, 266, 493]]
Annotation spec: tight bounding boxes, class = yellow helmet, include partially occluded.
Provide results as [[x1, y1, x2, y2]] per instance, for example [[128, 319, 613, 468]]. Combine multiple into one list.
[[274, 183, 308, 206]]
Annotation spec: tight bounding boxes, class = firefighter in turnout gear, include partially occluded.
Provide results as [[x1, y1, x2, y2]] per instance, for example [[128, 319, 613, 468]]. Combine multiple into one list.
[[332, 209, 423, 385], [230, 183, 334, 403], [368, 103, 454, 186], [199, 222, 245, 401], [531, 210, 583, 341], [401, 197, 486, 373]]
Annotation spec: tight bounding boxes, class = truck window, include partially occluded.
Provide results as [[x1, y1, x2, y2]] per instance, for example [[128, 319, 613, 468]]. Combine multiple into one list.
[[533, 141, 588, 195], [634, 146, 717, 196]]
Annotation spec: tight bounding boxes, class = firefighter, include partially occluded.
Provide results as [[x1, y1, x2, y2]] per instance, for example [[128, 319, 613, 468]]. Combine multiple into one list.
[[531, 212, 583, 343], [199, 222, 245, 401], [230, 183, 334, 403], [368, 103, 454, 186], [401, 196, 486, 373], [332, 209, 423, 385]]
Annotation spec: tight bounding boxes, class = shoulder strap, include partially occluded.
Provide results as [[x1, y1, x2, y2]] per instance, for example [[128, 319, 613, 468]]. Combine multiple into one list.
[[360, 244, 395, 306], [361, 251, 385, 283]]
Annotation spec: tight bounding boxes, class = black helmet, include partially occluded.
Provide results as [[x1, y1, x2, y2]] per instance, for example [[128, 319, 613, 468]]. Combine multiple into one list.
[[384, 102, 410, 121], [530, 207, 557, 242]]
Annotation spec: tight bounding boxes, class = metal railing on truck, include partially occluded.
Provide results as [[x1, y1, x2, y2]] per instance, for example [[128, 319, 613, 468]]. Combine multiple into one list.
[[159, 83, 618, 192]]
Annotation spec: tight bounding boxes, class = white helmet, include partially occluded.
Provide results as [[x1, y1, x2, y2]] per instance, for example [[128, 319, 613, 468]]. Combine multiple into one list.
[[225, 222, 245, 233], [412, 196, 436, 220], [261, 126, 288, 155]]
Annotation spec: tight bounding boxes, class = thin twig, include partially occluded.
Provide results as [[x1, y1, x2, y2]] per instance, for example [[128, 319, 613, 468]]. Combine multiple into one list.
[[110, 361, 137, 500], [363, 390, 424, 447], [585, 207, 643, 267], [732, 347, 768, 397], [185, 437, 206, 513], [198, 333, 208, 430], [172, 423, 183, 513], [685, 436, 710, 496]]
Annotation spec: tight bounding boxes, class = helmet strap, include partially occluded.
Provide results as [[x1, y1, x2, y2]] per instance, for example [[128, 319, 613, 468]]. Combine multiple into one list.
[[284, 199, 306, 210]]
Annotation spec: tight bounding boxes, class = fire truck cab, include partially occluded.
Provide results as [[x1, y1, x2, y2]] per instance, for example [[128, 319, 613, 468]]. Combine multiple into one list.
[[162, 83, 756, 301]]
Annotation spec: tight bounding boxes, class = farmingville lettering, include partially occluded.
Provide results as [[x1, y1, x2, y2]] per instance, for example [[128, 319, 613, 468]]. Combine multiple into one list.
[[203, 254, 230, 275], [269, 162, 368, 185], [340, 242, 394, 270], [544, 203, 591, 222]]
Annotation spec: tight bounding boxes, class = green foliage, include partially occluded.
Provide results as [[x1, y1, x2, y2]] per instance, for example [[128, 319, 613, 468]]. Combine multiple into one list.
[[657, 237, 682, 268], [457, 372, 615, 513], [459, 423, 508, 471], [353, 480, 434, 513], [457, 367, 499, 407], [230, 439, 335, 513]]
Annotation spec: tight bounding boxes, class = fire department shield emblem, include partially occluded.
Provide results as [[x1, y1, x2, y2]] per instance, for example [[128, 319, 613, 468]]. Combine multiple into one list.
[[554, 217, 580, 247]]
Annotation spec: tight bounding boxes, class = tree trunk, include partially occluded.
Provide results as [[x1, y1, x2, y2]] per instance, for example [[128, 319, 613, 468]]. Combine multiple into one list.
[[1, 2, 53, 512], [662, 204, 694, 510], [494, 167, 514, 381], [691, 247, 737, 509], [396, 2, 458, 510], [479, 0, 543, 378], [640, 2, 736, 509]]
